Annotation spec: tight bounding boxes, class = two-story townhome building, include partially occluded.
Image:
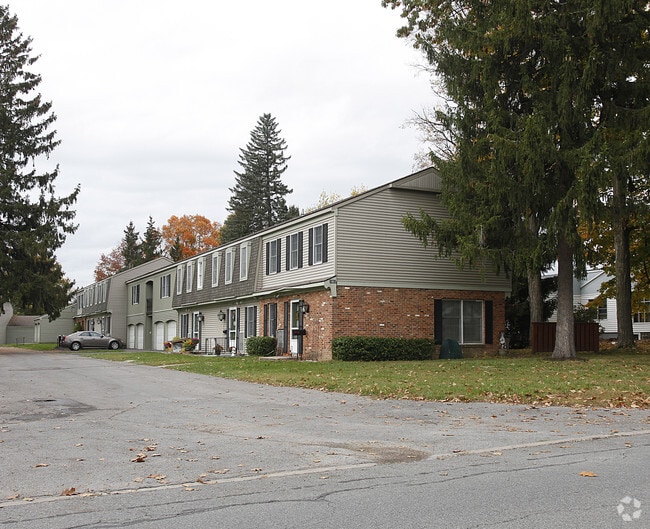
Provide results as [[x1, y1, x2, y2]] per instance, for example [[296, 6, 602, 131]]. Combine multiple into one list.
[[171, 167, 512, 360], [125, 261, 179, 350], [74, 257, 173, 343]]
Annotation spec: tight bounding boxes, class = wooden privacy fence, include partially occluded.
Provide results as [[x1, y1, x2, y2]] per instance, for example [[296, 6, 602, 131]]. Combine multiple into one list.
[[531, 322, 600, 353]]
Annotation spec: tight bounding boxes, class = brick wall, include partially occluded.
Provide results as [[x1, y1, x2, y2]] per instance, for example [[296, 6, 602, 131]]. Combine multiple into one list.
[[258, 286, 506, 361]]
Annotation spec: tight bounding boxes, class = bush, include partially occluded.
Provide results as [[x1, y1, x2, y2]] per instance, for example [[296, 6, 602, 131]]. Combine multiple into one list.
[[246, 336, 278, 356], [332, 336, 436, 361]]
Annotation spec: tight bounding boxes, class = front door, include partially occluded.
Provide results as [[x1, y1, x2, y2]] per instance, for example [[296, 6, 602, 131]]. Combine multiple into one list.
[[290, 300, 300, 356], [228, 308, 238, 352]]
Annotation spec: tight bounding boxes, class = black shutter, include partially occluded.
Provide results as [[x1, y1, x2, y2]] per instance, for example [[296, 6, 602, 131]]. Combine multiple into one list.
[[298, 232, 303, 268], [322, 223, 329, 262], [265, 242, 270, 275], [484, 300, 493, 344], [276, 238, 282, 273], [285, 236, 290, 271], [434, 299, 443, 344], [263, 304, 269, 336], [283, 301, 290, 353], [308, 228, 313, 265]]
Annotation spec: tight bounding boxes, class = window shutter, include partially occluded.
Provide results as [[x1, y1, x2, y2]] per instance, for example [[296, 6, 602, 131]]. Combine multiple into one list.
[[276, 238, 282, 272], [265, 242, 270, 275], [298, 232, 303, 268], [434, 299, 443, 344], [484, 300, 493, 344], [322, 223, 329, 262], [308, 228, 313, 265], [285, 236, 290, 271], [283, 301, 290, 353], [263, 304, 269, 336]]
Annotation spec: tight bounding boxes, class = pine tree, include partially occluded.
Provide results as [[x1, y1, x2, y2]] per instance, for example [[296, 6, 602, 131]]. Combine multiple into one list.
[[141, 216, 162, 262], [0, 6, 79, 318], [384, 0, 650, 357], [221, 113, 296, 243], [121, 221, 141, 269]]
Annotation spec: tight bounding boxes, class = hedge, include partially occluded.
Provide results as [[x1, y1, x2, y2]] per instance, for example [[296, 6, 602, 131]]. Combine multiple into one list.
[[332, 336, 436, 361], [246, 336, 278, 356]]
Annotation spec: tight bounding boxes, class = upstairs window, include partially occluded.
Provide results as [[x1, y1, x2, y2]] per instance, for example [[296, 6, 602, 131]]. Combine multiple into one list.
[[266, 238, 281, 275], [286, 232, 303, 270], [197, 257, 205, 290], [186, 261, 194, 292], [308, 223, 328, 265], [176, 265, 183, 295], [225, 248, 234, 284], [211, 252, 221, 286], [131, 284, 140, 305], [160, 274, 171, 298], [240, 243, 250, 281]]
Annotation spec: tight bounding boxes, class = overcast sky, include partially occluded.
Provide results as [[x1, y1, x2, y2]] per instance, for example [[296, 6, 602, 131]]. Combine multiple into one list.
[[11, 1, 434, 288]]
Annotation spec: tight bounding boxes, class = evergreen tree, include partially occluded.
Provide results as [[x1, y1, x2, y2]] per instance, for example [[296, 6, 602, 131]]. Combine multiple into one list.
[[385, 0, 650, 358], [0, 6, 79, 318], [222, 113, 296, 243], [141, 216, 162, 262], [121, 221, 141, 269]]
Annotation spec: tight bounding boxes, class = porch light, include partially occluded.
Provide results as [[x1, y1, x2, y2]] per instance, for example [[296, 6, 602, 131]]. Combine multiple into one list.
[[218, 310, 226, 322]]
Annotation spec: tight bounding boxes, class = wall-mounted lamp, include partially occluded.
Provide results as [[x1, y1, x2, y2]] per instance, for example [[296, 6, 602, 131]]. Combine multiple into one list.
[[197, 312, 204, 322], [218, 310, 226, 322]]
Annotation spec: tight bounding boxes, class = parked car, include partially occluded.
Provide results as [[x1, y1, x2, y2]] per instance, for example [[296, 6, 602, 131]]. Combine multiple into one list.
[[60, 331, 123, 351]]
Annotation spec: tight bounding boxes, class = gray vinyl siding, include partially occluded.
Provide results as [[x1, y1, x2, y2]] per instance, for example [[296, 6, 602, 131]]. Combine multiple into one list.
[[260, 216, 336, 291], [335, 187, 511, 292]]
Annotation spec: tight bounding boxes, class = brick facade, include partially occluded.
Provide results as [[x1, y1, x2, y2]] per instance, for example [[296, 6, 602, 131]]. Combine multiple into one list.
[[259, 286, 506, 361]]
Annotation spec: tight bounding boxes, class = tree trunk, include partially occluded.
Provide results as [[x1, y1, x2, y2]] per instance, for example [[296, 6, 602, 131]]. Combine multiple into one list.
[[552, 236, 576, 359], [527, 265, 544, 342], [613, 172, 635, 348]]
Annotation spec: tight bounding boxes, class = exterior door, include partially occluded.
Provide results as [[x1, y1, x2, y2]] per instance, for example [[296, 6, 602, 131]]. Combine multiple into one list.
[[290, 300, 300, 356], [228, 308, 238, 352], [154, 322, 164, 350]]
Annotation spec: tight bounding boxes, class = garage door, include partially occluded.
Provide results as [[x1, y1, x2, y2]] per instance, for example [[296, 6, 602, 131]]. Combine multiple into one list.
[[136, 324, 144, 350], [154, 322, 164, 350], [127, 325, 135, 349]]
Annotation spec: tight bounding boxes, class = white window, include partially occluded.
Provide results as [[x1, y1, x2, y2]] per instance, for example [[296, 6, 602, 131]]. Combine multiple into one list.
[[267, 239, 280, 275], [308, 224, 328, 265], [197, 257, 205, 290], [225, 248, 234, 284], [131, 284, 140, 305], [240, 243, 250, 281], [442, 300, 484, 344], [176, 265, 183, 295], [186, 261, 194, 292], [211, 252, 221, 287], [160, 274, 171, 298], [288, 233, 301, 270]]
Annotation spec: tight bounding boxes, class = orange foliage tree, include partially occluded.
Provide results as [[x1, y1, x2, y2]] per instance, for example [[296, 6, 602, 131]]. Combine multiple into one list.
[[94, 244, 126, 281], [161, 215, 222, 261]]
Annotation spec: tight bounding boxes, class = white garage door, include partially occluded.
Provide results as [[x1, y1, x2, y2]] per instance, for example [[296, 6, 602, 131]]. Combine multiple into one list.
[[154, 322, 164, 350], [167, 320, 177, 341], [127, 325, 135, 349], [136, 324, 144, 350]]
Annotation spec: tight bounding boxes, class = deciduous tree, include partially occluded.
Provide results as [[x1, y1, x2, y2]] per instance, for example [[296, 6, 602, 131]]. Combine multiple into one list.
[[0, 6, 79, 318], [161, 214, 221, 260]]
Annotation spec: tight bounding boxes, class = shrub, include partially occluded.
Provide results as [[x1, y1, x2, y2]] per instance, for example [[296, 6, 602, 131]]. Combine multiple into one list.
[[246, 336, 277, 356], [332, 336, 436, 361]]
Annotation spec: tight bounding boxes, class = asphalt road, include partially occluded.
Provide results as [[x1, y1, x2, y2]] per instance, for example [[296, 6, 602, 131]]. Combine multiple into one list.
[[0, 348, 648, 528]]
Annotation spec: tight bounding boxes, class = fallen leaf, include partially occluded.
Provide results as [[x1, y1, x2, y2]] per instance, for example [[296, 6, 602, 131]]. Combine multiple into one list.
[[61, 487, 77, 496], [6, 494, 19, 500], [34, 463, 49, 468], [143, 445, 158, 452], [147, 474, 167, 481], [579, 471, 598, 477], [131, 454, 147, 463]]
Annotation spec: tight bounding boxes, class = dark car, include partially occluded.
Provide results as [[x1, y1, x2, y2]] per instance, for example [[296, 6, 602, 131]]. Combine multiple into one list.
[[60, 331, 123, 351]]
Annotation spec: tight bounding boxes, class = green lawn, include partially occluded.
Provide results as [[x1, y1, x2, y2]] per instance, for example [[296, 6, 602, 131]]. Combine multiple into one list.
[[76, 343, 650, 409]]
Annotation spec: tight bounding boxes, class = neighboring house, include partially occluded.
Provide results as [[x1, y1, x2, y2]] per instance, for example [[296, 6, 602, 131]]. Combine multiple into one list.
[[171, 167, 512, 360], [74, 257, 173, 343], [34, 304, 76, 344], [0, 302, 39, 345], [125, 262, 179, 350], [572, 269, 650, 340]]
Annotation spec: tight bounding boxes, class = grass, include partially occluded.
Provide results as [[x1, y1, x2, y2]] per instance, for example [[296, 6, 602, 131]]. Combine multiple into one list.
[[72, 341, 650, 409]]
